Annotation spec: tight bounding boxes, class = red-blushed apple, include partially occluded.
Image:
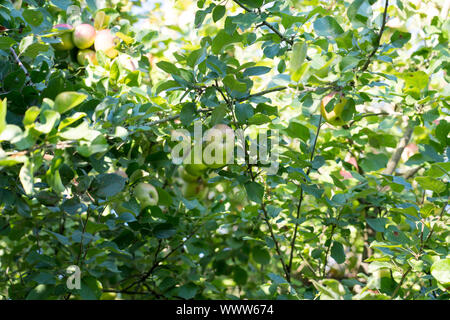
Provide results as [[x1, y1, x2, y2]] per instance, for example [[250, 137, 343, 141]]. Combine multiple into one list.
[[77, 49, 97, 66], [52, 24, 74, 51], [73, 24, 96, 49], [94, 29, 119, 59], [320, 92, 348, 126]]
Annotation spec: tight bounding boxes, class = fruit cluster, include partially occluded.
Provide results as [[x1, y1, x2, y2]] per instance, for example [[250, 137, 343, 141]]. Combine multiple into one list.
[[179, 124, 235, 199], [52, 23, 119, 66]]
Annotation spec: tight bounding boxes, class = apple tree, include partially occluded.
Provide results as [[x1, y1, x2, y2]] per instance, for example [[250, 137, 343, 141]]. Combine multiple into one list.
[[0, 0, 449, 300]]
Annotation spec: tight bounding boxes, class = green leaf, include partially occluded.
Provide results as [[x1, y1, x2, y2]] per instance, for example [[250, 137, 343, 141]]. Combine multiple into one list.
[[431, 259, 450, 286], [311, 279, 345, 300], [19, 161, 33, 195], [26, 284, 53, 300], [180, 102, 197, 127], [339, 56, 359, 72], [252, 247, 270, 264], [46, 230, 71, 245], [23, 106, 40, 127], [360, 153, 389, 172], [23, 9, 44, 26], [35, 110, 60, 134], [155, 80, 183, 95], [415, 176, 447, 194], [156, 61, 180, 75], [313, 16, 344, 38], [347, 0, 372, 27], [212, 5, 226, 22], [233, 266, 248, 285], [223, 74, 247, 92], [247, 113, 271, 125], [212, 30, 241, 55], [80, 277, 103, 300], [366, 218, 387, 232], [401, 71, 428, 99], [54, 92, 87, 115], [0, 36, 16, 50], [153, 223, 176, 239], [91, 173, 126, 198], [285, 121, 309, 142], [235, 103, 254, 124], [243, 66, 271, 77], [178, 283, 198, 299], [331, 241, 345, 264], [289, 41, 308, 82], [244, 181, 264, 204], [241, 0, 263, 9], [32, 272, 56, 285], [22, 43, 49, 59]]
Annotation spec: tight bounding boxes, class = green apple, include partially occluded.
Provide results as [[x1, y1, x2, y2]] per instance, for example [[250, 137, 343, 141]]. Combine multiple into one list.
[[134, 182, 158, 208], [52, 24, 74, 51], [77, 49, 97, 66], [100, 292, 117, 300], [183, 148, 208, 176], [73, 24, 96, 49], [182, 181, 207, 200], [320, 92, 347, 126], [94, 29, 119, 59], [179, 167, 198, 182], [203, 124, 235, 169]]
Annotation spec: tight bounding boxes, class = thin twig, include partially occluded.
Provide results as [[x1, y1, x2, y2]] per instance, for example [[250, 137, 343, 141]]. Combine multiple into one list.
[[145, 108, 212, 127], [123, 226, 200, 291], [288, 114, 322, 278], [236, 86, 287, 102], [359, 0, 389, 74], [9, 47, 31, 80], [232, 0, 293, 46]]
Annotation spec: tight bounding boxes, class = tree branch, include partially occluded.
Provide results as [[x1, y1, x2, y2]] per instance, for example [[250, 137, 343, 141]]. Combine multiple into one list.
[[232, 0, 293, 46], [383, 121, 414, 175], [359, 0, 389, 74], [123, 225, 200, 291], [145, 108, 212, 127], [288, 114, 322, 278], [9, 47, 31, 81], [236, 86, 287, 102]]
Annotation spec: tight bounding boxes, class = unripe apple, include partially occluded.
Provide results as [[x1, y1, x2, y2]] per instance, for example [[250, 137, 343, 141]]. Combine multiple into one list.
[[320, 92, 347, 126], [100, 292, 117, 300], [179, 167, 198, 183], [77, 49, 98, 66], [73, 24, 96, 49], [94, 29, 119, 59], [182, 181, 207, 200], [134, 182, 159, 208], [203, 124, 235, 169], [183, 149, 208, 176], [184, 163, 208, 177], [52, 24, 74, 51]]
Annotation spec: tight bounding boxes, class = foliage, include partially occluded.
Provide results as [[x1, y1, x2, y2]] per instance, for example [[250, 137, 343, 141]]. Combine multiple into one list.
[[0, 0, 449, 300]]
